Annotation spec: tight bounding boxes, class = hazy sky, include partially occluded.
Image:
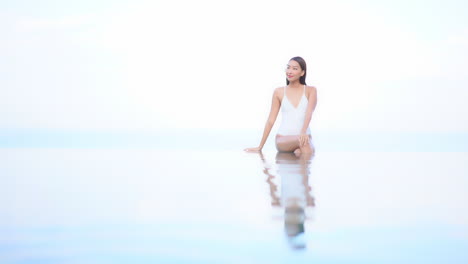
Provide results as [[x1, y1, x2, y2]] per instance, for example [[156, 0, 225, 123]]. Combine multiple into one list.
[[2, 0, 468, 132]]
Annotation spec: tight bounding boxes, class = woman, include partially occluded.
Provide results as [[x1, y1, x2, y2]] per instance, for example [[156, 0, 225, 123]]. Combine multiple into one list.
[[244, 57, 317, 154]]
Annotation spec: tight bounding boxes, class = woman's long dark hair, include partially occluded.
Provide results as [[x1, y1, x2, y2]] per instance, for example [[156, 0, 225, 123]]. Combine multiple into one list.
[[286, 56, 307, 85]]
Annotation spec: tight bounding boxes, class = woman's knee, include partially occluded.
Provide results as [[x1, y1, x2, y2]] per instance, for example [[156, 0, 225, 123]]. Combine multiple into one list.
[[300, 142, 315, 154]]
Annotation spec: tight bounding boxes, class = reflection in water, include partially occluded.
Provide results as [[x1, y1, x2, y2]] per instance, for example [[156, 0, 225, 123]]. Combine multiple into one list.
[[258, 151, 315, 250]]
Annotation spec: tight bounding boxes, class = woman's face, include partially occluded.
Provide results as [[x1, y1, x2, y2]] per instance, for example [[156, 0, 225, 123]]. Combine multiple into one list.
[[286, 60, 304, 83]]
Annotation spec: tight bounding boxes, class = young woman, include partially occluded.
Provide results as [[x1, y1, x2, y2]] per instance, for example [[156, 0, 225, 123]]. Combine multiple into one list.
[[244, 57, 317, 154]]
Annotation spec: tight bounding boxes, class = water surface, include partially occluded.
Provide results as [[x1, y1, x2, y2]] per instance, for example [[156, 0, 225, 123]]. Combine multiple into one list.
[[1, 148, 467, 263]]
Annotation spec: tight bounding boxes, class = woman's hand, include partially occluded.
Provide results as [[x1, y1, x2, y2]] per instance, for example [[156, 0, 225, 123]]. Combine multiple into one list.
[[298, 134, 309, 147], [244, 146, 262, 152]]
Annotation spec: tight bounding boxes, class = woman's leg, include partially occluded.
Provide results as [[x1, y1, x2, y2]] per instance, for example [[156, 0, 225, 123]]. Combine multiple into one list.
[[276, 134, 314, 154], [300, 135, 314, 154], [275, 135, 300, 152]]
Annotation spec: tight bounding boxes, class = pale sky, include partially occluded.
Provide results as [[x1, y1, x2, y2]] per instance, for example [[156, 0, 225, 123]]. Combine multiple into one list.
[[2, 0, 468, 132]]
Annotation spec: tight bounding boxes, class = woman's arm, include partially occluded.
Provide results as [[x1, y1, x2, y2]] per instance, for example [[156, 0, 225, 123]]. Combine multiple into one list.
[[245, 88, 281, 152], [299, 86, 317, 146]]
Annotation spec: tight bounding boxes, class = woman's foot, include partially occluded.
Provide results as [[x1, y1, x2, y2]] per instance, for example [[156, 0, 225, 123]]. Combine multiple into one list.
[[293, 148, 301, 155]]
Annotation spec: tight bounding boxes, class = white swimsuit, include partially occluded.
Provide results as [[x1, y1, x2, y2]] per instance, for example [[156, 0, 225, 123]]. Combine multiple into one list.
[[277, 85, 311, 136]]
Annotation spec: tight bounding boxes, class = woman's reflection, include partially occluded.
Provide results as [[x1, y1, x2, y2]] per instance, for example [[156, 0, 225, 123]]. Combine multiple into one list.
[[258, 151, 315, 250]]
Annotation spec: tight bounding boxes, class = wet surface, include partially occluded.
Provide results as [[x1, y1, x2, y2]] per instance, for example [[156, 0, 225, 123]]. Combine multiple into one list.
[[1, 148, 467, 263]]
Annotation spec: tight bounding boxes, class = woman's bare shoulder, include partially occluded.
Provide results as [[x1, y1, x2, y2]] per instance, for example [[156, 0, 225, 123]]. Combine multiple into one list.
[[305, 86, 317, 98], [306, 85, 317, 91], [273, 86, 285, 96]]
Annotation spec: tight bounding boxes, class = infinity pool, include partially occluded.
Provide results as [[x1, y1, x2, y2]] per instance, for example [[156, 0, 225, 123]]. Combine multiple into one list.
[[1, 148, 467, 263]]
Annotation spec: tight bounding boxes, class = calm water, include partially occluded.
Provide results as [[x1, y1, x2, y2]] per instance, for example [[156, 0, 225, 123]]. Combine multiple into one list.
[[1, 148, 468, 263]]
